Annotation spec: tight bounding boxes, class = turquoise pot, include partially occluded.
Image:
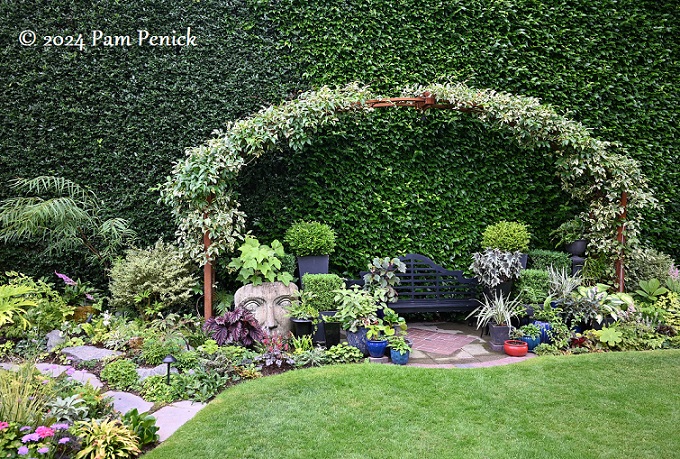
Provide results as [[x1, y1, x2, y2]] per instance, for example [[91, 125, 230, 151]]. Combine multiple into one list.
[[520, 335, 541, 351]]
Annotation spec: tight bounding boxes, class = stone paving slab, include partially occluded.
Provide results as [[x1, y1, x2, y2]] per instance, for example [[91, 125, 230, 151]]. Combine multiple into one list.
[[104, 391, 154, 415], [34, 363, 103, 388], [61, 345, 122, 363], [152, 400, 207, 442], [408, 327, 477, 355]]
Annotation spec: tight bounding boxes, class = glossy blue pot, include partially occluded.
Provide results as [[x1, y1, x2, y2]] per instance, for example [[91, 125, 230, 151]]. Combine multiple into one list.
[[533, 320, 553, 344], [520, 335, 541, 351], [390, 349, 410, 365], [366, 339, 388, 358]]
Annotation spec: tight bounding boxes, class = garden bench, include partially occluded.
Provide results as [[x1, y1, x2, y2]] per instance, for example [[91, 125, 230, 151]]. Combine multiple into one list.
[[356, 253, 481, 313]]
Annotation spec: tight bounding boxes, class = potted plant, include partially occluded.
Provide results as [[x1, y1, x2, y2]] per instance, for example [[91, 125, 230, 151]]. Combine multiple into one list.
[[511, 324, 541, 351], [229, 236, 297, 336], [470, 248, 523, 299], [365, 322, 395, 358], [301, 273, 344, 342], [481, 221, 531, 268], [503, 339, 529, 357], [466, 291, 525, 351], [321, 313, 341, 347], [388, 335, 412, 365], [333, 284, 383, 355], [286, 290, 319, 338], [284, 221, 336, 277], [381, 307, 407, 335], [551, 218, 588, 257], [362, 256, 407, 305]]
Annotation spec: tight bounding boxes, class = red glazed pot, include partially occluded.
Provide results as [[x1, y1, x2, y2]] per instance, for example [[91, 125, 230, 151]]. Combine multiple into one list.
[[504, 339, 528, 357]]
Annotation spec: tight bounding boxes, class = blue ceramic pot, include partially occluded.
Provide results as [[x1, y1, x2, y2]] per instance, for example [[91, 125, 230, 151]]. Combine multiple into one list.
[[390, 349, 410, 365], [366, 339, 388, 358], [520, 335, 541, 351], [533, 320, 553, 344]]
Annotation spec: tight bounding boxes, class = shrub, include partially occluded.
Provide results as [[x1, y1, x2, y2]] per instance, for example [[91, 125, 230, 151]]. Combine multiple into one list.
[[284, 221, 336, 256], [100, 359, 138, 391], [515, 269, 550, 304], [140, 337, 185, 367], [202, 306, 265, 347], [74, 419, 140, 459], [625, 247, 675, 291], [528, 249, 571, 272], [139, 375, 182, 404], [302, 274, 343, 311], [108, 240, 198, 316], [481, 221, 531, 253]]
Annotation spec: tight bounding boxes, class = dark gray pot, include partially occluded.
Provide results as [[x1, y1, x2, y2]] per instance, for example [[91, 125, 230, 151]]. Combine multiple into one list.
[[565, 239, 588, 257], [489, 323, 511, 346], [483, 281, 513, 300], [345, 326, 368, 356], [297, 255, 330, 280]]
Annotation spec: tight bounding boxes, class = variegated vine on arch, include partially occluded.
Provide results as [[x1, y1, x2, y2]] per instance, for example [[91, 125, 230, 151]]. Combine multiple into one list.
[[160, 81, 656, 277]]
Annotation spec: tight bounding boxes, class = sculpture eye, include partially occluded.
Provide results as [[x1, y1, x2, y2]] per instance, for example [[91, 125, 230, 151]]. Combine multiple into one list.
[[276, 296, 292, 309], [242, 300, 262, 312]]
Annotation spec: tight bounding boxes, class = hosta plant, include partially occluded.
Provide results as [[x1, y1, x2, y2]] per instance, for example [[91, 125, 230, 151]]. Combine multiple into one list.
[[202, 306, 265, 347], [122, 408, 159, 446]]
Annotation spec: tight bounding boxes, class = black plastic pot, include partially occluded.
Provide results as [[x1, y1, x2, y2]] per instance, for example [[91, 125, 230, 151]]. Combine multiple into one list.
[[323, 320, 341, 347], [489, 323, 511, 346], [291, 318, 314, 337], [483, 281, 513, 300]]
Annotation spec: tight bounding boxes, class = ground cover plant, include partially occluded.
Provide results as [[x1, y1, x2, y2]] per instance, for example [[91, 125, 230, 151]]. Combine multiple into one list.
[[143, 351, 680, 459]]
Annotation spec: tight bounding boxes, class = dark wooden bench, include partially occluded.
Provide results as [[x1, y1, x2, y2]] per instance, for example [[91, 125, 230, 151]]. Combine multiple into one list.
[[356, 253, 481, 313]]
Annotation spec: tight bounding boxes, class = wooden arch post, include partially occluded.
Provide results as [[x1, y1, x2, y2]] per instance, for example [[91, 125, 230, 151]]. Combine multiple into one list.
[[615, 192, 628, 292], [203, 195, 214, 319]]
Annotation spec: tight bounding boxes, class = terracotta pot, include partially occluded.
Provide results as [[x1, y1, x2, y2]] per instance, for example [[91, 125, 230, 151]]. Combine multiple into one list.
[[504, 339, 528, 357]]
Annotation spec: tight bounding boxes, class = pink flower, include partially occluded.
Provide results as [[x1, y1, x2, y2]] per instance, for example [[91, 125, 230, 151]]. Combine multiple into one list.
[[58, 437, 70, 444], [65, 367, 76, 376], [35, 426, 54, 438], [38, 447, 49, 454], [54, 271, 77, 286], [17, 446, 29, 455], [0, 421, 8, 431]]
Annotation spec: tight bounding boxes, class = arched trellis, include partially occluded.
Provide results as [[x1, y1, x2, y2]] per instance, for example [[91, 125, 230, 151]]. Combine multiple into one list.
[[159, 83, 657, 318]]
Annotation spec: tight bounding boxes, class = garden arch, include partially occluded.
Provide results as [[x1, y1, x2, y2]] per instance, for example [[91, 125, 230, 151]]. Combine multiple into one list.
[[160, 83, 656, 318]]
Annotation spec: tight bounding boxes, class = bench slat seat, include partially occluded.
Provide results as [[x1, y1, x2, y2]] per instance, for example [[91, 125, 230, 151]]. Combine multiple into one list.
[[359, 253, 480, 314]]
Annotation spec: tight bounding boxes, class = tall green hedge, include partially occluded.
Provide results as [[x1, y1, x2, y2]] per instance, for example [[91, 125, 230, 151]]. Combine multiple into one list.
[[1, 0, 677, 283], [0, 0, 298, 283]]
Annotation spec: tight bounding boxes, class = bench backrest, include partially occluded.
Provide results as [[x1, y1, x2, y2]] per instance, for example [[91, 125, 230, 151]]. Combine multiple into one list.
[[393, 253, 479, 301]]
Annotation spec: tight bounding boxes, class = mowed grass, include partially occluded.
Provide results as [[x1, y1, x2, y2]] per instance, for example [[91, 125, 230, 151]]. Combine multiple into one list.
[[144, 351, 680, 459]]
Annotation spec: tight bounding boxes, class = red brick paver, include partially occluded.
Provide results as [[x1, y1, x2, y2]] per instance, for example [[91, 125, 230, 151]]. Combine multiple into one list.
[[408, 328, 476, 355]]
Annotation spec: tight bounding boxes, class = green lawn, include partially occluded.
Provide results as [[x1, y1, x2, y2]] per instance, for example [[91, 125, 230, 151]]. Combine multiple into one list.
[[144, 351, 680, 459]]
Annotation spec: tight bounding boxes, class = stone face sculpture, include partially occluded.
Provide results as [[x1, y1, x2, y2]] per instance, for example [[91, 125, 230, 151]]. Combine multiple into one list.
[[233, 282, 298, 336]]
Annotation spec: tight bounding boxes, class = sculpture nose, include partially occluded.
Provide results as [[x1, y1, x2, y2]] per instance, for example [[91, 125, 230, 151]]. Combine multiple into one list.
[[265, 305, 278, 330]]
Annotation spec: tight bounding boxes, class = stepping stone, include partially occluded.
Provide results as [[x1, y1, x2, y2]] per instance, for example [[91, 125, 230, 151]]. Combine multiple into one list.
[[46, 330, 65, 352], [104, 391, 154, 415], [368, 357, 389, 364], [61, 345, 122, 364], [152, 400, 206, 442], [0, 362, 18, 371], [137, 364, 178, 382], [35, 363, 103, 389]]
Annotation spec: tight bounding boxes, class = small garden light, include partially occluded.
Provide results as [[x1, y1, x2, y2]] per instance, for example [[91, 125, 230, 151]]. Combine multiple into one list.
[[162, 354, 177, 385]]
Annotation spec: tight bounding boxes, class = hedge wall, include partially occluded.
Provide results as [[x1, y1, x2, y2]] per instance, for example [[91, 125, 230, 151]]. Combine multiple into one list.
[[1, 0, 677, 282], [0, 0, 297, 283]]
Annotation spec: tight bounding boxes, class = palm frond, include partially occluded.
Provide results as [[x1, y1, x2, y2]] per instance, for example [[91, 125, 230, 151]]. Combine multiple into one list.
[[10, 176, 96, 207], [0, 196, 92, 242]]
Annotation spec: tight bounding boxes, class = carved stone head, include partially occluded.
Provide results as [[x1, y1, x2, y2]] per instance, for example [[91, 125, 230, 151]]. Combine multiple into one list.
[[233, 282, 298, 336]]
